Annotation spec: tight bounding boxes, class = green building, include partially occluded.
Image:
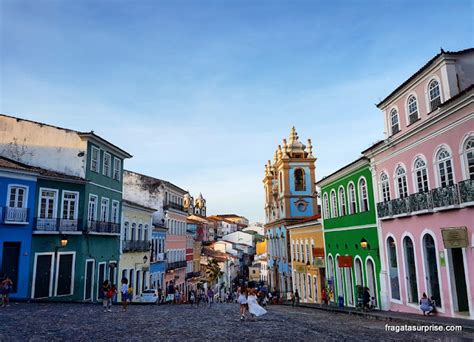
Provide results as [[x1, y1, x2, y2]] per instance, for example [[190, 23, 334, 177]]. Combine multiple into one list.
[[316, 157, 381, 308]]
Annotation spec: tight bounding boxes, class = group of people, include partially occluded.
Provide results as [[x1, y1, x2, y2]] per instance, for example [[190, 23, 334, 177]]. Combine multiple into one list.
[[101, 277, 135, 312], [0, 275, 13, 307], [237, 286, 267, 321]]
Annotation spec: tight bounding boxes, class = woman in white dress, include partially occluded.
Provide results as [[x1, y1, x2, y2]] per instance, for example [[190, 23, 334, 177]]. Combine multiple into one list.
[[247, 288, 267, 319], [237, 286, 248, 321]]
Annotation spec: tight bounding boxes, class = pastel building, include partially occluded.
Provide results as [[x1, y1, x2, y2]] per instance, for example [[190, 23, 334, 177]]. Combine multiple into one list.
[[263, 127, 319, 295], [363, 48, 474, 319]]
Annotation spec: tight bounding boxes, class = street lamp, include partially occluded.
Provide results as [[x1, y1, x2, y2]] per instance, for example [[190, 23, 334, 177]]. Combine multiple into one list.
[[60, 235, 68, 247], [360, 238, 369, 249], [143, 255, 148, 264]]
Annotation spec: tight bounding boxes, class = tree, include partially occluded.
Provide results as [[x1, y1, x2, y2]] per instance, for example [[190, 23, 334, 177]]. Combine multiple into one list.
[[205, 259, 223, 284]]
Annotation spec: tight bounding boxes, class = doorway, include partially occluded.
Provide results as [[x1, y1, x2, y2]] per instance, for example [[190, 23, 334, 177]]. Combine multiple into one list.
[[448, 248, 469, 313], [84, 260, 94, 301], [33, 254, 53, 298], [1, 242, 20, 293]]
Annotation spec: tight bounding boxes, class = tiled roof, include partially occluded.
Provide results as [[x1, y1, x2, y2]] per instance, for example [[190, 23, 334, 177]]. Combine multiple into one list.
[[124, 169, 188, 194], [0, 156, 85, 183], [376, 48, 474, 108]]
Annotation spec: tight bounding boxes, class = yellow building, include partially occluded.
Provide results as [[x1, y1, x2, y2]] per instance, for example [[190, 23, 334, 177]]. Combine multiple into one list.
[[256, 240, 266, 255], [288, 216, 325, 304]]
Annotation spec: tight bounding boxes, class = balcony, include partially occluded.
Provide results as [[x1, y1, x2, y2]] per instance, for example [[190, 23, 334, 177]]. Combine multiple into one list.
[[166, 260, 187, 271], [377, 180, 473, 219], [408, 191, 432, 212], [459, 179, 474, 204], [185, 271, 201, 280], [431, 184, 459, 208], [163, 202, 185, 212], [123, 240, 150, 252], [87, 220, 120, 234], [34, 218, 82, 232], [2, 207, 29, 224], [151, 252, 165, 263]]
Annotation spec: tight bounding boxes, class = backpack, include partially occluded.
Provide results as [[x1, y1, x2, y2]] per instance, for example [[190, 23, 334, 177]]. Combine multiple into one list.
[[107, 289, 114, 298]]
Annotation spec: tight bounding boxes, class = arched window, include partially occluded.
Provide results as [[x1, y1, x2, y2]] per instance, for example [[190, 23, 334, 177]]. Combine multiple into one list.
[[327, 255, 335, 302], [323, 193, 330, 219], [395, 166, 408, 198], [386, 237, 400, 300], [390, 109, 400, 135], [131, 223, 136, 241], [354, 258, 363, 287], [403, 236, 418, 303], [124, 222, 129, 241], [359, 178, 369, 212], [330, 190, 338, 218], [144, 224, 149, 241], [348, 183, 357, 214], [338, 187, 346, 216], [380, 172, 391, 202], [294, 169, 306, 191], [423, 234, 441, 307], [407, 95, 419, 124], [429, 79, 441, 111], [414, 157, 429, 193], [138, 224, 143, 240], [462, 137, 474, 180], [366, 259, 378, 307], [436, 148, 454, 187]]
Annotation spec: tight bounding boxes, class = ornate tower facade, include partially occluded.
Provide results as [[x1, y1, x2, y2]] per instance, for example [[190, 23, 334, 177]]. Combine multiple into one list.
[[263, 127, 319, 294]]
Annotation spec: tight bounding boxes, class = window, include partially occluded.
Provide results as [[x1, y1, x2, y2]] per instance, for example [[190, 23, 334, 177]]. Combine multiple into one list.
[[111, 201, 120, 223], [8, 186, 27, 208], [306, 241, 310, 263], [338, 187, 346, 216], [124, 222, 129, 241], [330, 190, 338, 218], [138, 224, 143, 240], [113, 157, 121, 181], [100, 198, 109, 222], [90, 146, 100, 172], [395, 166, 408, 198], [348, 183, 357, 214], [359, 178, 368, 212], [323, 193, 330, 219], [462, 137, 474, 180], [103, 152, 111, 177], [87, 195, 98, 223], [390, 109, 400, 135], [429, 79, 441, 111], [61, 191, 78, 220], [39, 189, 58, 219], [279, 172, 283, 193], [294, 169, 306, 191], [380, 172, 391, 202], [436, 148, 454, 187], [131, 223, 136, 241], [407, 95, 419, 124], [413, 157, 429, 193]]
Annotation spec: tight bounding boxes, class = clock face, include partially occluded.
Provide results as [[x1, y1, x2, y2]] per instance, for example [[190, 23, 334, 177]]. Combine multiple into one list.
[[295, 199, 308, 212]]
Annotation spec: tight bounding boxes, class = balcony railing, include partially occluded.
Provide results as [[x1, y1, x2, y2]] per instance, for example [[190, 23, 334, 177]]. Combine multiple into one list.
[[151, 252, 165, 263], [163, 202, 185, 212], [123, 240, 150, 252], [34, 218, 82, 232], [431, 184, 459, 208], [3, 207, 29, 224], [459, 179, 474, 204], [87, 220, 120, 234], [409, 191, 432, 212], [377, 180, 473, 219], [185, 271, 201, 279], [166, 260, 187, 271]]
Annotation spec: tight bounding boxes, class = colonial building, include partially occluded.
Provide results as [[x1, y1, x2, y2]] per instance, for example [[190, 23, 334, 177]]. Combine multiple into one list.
[[263, 127, 319, 295], [317, 157, 380, 308], [288, 215, 325, 304], [0, 114, 131, 302], [119, 200, 153, 302], [150, 221, 166, 291], [363, 48, 474, 319]]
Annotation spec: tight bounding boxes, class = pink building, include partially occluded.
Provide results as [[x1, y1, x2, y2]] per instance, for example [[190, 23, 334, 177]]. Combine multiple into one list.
[[364, 48, 474, 319]]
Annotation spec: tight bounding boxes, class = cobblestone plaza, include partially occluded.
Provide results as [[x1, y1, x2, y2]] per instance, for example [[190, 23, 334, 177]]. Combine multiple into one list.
[[2, 303, 473, 341]]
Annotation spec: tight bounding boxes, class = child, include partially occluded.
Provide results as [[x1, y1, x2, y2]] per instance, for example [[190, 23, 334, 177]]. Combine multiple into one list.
[[102, 280, 111, 312], [121, 278, 129, 311], [1, 276, 13, 307]]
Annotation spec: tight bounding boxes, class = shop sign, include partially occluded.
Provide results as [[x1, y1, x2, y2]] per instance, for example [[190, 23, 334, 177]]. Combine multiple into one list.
[[441, 227, 468, 249], [338, 256, 352, 268], [312, 248, 325, 257]]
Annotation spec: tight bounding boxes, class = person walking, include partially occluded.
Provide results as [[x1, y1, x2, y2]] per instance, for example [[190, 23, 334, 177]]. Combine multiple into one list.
[[363, 287, 371, 311], [1, 275, 13, 307], [247, 288, 267, 320], [321, 287, 328, 306], [294, 289, 300, 306], [237, 286, 248, 321], [120, 277, 129, 311], [290, 291, 296, 307], [207, 288, 214, 307], [101, 280, 111, 312], [189, 290, 196, 307]]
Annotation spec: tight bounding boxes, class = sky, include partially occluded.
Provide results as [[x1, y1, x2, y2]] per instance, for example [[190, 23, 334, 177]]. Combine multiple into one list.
[[1, 0, 473, 222]]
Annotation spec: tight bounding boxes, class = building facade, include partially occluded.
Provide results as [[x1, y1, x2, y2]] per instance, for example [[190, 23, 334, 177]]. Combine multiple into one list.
[[288, 216, 325, 304], [119, 200, 153, 302], [317, 158, 381, 308], [150, 223, 166, 291], [263, 127, 319, 295], [363, 48, 474, 319]]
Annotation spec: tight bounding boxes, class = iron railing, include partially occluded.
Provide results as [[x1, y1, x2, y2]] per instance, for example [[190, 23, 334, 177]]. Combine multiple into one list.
[[163, 202, 185, 212], [123, 240, 150, 252], [2, 207, 29, 224], [459, 179, 474, 204], [87, 220, 120, 234], [34, 218, 82, 232], [166, 260, 187, 271]]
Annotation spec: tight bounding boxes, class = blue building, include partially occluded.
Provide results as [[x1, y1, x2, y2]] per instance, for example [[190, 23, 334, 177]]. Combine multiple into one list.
[[149, 224, 167, 290], [262, 128, 319, 295], [0, 157, 38, 299]]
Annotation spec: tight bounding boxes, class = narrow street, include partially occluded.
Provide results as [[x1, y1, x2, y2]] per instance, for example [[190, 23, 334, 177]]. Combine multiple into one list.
[[1, 303, 472, 341]]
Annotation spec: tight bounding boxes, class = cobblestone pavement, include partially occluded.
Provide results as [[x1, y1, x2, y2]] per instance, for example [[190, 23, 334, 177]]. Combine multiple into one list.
[[1, 302, 473, 341]]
